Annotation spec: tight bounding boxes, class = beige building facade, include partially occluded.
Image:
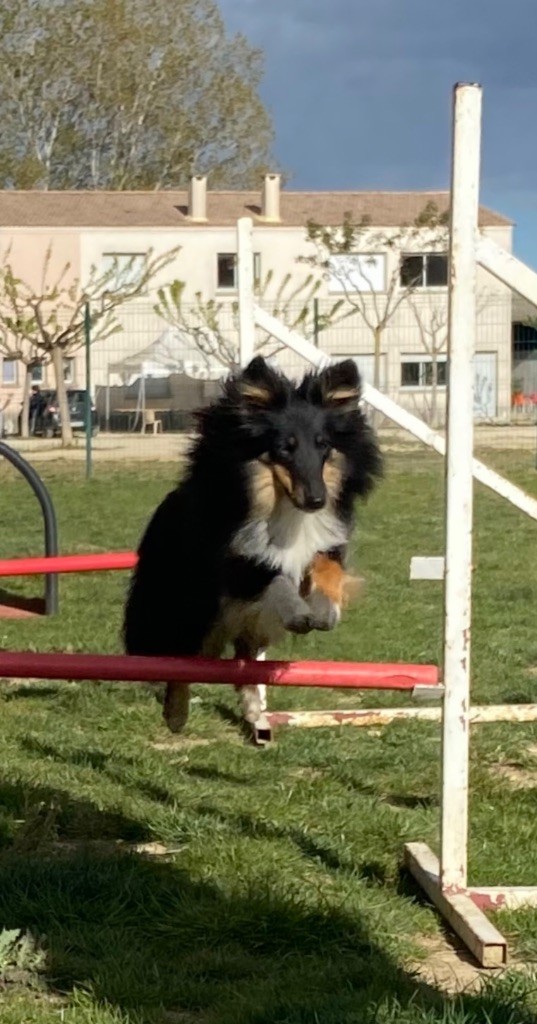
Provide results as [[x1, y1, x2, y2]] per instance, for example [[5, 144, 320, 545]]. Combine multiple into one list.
[[0, 177, 515, 433]]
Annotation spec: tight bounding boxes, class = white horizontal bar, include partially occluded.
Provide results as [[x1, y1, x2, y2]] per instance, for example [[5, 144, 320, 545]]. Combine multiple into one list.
[[253, 307, 537, 523], [477, 236, 537, 307], [410, 557, 446, 581], [265, 703, 537, 729], [470, 887, 537, 911]]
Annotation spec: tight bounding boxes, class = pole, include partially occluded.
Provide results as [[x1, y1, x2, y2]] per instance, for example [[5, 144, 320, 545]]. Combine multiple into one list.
[[0, 651, 439, 689], [313, 297, 320, 347], [237, 217, 255, 367], [0, 442, 59, 614], [84, 302, 92, 480], [440, 83, 482, 890]]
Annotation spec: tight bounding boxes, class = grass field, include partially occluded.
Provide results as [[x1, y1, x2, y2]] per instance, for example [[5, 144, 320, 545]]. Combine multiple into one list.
[[0, 450, 536, 1023]]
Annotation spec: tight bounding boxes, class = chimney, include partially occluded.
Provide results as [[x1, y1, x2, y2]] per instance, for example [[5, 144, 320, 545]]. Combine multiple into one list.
[[261, 173, 281, 222], [188, 175, 207, 221]]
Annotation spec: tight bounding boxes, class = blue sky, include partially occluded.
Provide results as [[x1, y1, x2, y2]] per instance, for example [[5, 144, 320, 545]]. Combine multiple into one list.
[[220, 0, 537, 268]]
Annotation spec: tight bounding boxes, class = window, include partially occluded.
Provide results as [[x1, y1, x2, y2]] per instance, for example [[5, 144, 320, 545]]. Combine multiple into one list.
[[63, 358, 74, 384], [328, 254, 385, 293], [401, 356, 448, 388], [102, 253, 147, 291], [30, 363, 44, 384], [400, 253, 448, 288], [2, 359, 17, 385], [216, 252, 261, 290]]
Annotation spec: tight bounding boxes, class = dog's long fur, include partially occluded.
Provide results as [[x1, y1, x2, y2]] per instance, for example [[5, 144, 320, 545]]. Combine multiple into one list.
[[123, 357, 382, 732]]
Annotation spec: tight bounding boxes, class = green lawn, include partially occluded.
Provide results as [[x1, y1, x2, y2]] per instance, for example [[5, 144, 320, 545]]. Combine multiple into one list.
[[0, 452, 536, 1023]]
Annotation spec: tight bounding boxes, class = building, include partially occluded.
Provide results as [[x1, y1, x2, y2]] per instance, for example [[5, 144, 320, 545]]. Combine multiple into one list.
[[0, 176, 517, 432]]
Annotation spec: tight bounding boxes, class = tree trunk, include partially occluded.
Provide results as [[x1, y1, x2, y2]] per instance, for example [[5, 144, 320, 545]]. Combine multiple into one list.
[[430, 352, 438, 427], [52, 346, 73, 445], [373, 325, 382, 391], [370, 325, 383, 429], [20, 366, 31, 439]]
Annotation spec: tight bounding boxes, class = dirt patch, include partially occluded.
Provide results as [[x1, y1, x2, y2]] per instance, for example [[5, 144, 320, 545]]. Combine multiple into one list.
[[490, 762, 537, 789], [410, 933, 503, 994], [150, 736, 214, 751], [48, 839, 183, 858], [288, 767, 327, 780]]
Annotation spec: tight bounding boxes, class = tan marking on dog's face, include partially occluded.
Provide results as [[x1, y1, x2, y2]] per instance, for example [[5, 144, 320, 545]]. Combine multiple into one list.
[[326, 386, 359, 404], [248, 459, 277, 519], [272, 462, 294, 499], [240, 383, 272, 405], [322, 450, 345, 500]]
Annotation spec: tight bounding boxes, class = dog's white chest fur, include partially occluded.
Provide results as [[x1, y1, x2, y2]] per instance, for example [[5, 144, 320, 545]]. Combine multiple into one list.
[[231, 501, 347, 585]]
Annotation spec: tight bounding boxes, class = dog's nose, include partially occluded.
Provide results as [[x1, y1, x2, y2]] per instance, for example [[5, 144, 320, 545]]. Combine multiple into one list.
[[303, 494, 325, 511]]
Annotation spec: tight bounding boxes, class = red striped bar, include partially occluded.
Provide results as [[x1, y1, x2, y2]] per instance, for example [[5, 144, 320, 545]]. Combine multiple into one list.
[[0, 651, 439, 690], [0, 552, 137, 577]]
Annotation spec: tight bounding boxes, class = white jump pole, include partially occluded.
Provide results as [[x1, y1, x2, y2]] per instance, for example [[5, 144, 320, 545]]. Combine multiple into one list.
[[237, 217, 255, 368], [237, 217, 267, 719], [440, 83, 482, 890]]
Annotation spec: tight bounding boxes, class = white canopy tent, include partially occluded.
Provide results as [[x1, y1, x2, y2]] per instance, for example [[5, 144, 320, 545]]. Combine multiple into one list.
[[105, 327, 228, 429]]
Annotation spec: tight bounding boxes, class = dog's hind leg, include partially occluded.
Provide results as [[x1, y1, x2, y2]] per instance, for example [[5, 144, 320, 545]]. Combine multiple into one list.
[[163, 682, 191, 733], [234, 639, 266, 725]]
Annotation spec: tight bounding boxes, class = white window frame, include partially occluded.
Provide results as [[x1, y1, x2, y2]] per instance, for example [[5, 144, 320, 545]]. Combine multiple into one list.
[[2, 359, 17, 385], [328, 254, 386, 294], [216, 252, 261, 291], [30, 363, 45, 385], [63, 358, 75, 384], [400, 252, 448, 289], [102, 252, 147, 292], [400, 354, 448, 390]]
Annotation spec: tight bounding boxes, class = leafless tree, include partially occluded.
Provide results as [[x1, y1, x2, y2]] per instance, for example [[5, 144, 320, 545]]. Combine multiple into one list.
[[0, 245, 179, 443], [301, 203, 449, 396], [154, 271, 349, 373]]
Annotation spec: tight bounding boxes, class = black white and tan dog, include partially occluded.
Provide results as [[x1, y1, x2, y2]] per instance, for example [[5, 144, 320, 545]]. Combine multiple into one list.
[[123, 356, 382, 732]]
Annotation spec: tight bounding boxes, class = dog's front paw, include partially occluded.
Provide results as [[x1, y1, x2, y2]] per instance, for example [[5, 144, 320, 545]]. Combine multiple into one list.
[[284, 609, 316, 635], [307, 590, 340, 631]]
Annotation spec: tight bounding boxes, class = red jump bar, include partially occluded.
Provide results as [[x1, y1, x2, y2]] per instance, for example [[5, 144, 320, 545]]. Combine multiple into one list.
[[0, 552, 137, 577], [0, 651, 439, 690]]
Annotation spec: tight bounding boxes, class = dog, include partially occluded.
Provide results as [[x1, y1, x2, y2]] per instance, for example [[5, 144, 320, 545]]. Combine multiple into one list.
[[123, 356, 382, 732]]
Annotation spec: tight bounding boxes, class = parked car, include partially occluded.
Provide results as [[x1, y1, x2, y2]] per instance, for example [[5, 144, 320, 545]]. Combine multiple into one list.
[[20, 389, 99, 438]]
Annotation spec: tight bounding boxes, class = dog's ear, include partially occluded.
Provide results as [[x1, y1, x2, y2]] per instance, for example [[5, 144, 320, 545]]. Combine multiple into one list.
[[234, 356, 287, 407], [317, 360, 362, 411]]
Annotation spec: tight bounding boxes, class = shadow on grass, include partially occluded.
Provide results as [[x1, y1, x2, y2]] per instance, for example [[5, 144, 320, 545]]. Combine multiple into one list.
[[0, 782, 534, 1024]]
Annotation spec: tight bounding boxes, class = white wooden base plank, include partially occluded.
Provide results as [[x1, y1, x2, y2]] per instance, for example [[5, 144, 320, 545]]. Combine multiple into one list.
[[469, 887, 537, 911], [405, 842, 507, 968], [264, 704, 537, 730]]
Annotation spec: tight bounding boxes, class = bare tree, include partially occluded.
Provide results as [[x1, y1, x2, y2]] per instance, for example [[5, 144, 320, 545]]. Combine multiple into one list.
[[408, 289, 493, 426], [0, 245, 179, 443], [154, 271, 349, 372], [407, 296, 449, 427], [0, 327, 43, 438], [301, 203, 449, 395]]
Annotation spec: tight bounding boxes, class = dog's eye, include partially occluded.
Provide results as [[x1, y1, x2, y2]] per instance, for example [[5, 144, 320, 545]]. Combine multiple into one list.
[[280, 436, 297, 455], [315, 434, 328, 449]]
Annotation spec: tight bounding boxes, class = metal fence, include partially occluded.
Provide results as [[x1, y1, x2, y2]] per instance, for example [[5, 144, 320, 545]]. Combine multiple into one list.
[[1, 291, 536, 469]]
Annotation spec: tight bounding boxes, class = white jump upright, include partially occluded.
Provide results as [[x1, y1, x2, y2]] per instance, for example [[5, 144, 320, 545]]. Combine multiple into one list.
[[441, 82, 481, 892], [237, 85, 537, 966], [237, 216, 256, 367], [405, 85, 508, 969]]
